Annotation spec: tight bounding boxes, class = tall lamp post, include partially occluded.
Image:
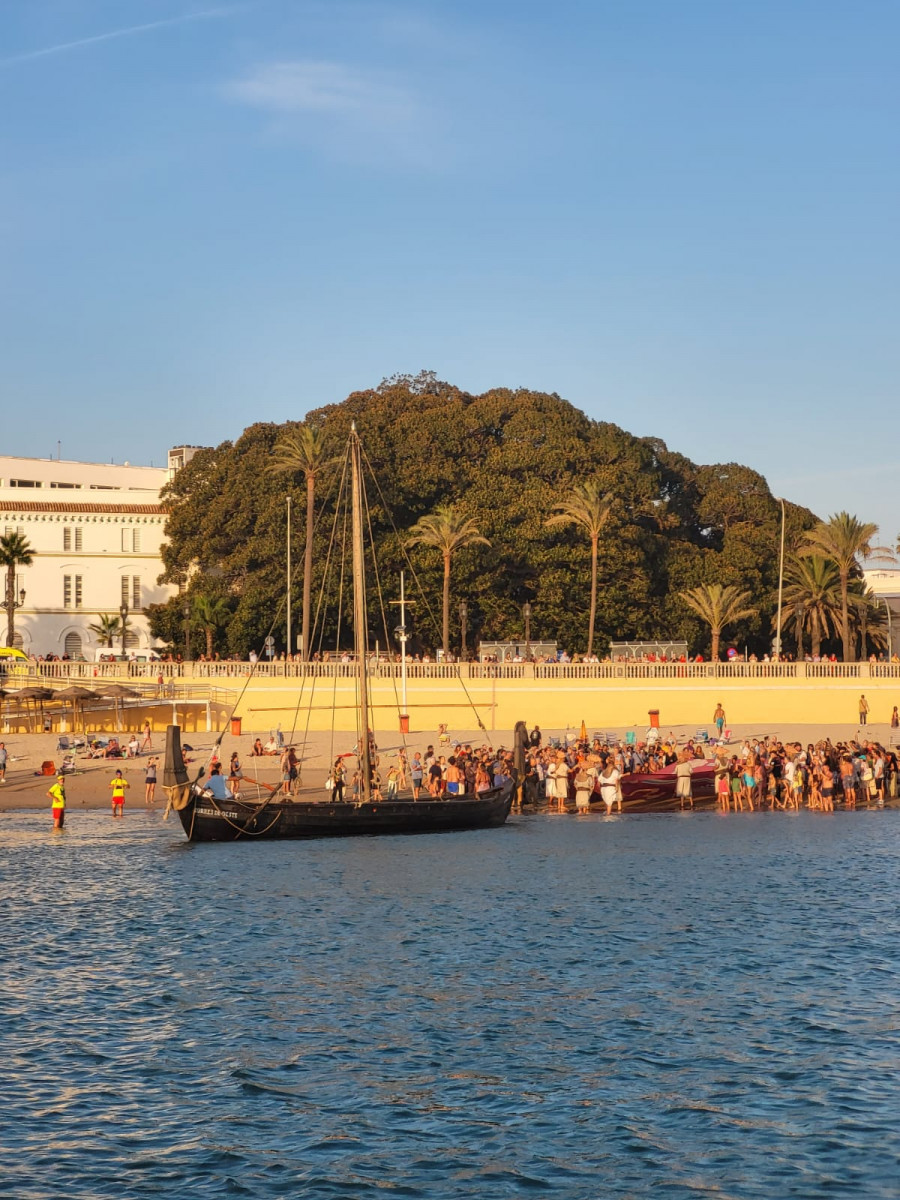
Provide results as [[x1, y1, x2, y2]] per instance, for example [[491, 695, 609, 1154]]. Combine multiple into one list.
[[522, 601, 532, 659], [119, 602, 129, 657], [0, 586, 26, 628], [458, 600, 468, 662], [286, 494, 292, 660], [884, 598, 893, 661], [774, 497, 786, 659], [183, 600, 191, 662]]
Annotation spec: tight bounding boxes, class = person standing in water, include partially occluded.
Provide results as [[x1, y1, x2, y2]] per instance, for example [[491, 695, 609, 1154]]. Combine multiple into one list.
[[144, 757, 158, 806], [109, 769, 130, 817], [48, 774, 66, 829]]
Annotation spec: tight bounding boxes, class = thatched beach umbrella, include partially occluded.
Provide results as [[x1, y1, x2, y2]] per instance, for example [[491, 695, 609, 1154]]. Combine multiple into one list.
[[95, 683, 140, 732], [15, 686, 55, 732], [55, 685, 97, 735]]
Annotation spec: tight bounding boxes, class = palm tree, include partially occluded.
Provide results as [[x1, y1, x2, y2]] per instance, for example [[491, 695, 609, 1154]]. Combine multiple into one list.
[[268, 423, 334, 660], [192, 594, 231, 658], [775, 556, 841, 658], [803, 513, 880, 661], [849, 585, 888, 659], [407, 504, 490, 656], [88, 613, 123, 648], [545, 481, 614, 657], [0, 532, 34, 648], [680, 583, 757, 661]]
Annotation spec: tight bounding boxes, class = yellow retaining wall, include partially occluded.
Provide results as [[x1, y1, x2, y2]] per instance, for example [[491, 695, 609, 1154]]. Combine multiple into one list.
[[5, 675, 895, 736], [231, 674, 897, 734]]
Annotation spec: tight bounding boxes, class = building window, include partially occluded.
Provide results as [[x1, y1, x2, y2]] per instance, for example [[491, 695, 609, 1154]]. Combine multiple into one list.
[[133, 528, 141, 552], [63, 527, 83, 551], [90, 485, 118, 490], [63, 527, 71, 552], [64, 576, 72, 608], [75, 575, 83, 608], [4, 526, 25, 538], [9, 479, 40, 487], [132, 577, 141, 610], [64, 632, 83, 658], [121, 576, 130, 608], [124, 630, 140, 650], [50, 482, 80, 489], [75, 527, 83, 551]]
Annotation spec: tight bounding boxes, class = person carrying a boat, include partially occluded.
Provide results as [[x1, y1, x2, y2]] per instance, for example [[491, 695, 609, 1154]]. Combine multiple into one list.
[[48, 774, 66, 829]]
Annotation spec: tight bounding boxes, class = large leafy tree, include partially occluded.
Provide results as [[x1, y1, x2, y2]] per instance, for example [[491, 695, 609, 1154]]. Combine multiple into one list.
[[267, 423, 335, 660], [156, 376, 822, 658], [803, 513, 879, 661], [545, 482, 614, 657], [407, 504, 490, 656], [0, 532, 34, 648], [679, 584, 758, 661]]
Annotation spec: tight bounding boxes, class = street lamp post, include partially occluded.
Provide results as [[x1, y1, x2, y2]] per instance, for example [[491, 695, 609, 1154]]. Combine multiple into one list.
[[286, 494, 292, 660], [884, 598, 893, 660], [522, 601, 532, 659], [775, 497, 786, 659], [119, 602, 129, 657], [458, 600, 468, 661], [0, 585, 26, 648], [183, 600, 191, 662]]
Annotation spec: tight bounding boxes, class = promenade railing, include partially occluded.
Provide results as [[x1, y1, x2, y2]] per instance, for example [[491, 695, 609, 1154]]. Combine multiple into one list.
[[11, 659, 900, 684]]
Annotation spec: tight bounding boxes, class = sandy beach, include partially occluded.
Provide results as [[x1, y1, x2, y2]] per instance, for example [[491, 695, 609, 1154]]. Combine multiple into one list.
[[0, 720, 894, 812]]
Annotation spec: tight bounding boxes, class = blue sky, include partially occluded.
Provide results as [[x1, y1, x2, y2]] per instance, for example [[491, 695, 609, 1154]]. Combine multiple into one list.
[[2, 1, 898, 540]]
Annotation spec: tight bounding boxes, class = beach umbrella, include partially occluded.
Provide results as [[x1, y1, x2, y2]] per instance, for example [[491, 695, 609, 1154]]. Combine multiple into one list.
[[14, 686, 54, 732], [94, 683, 140, 732], [55, 685, 97, 735], [580, 719, 588, 743]]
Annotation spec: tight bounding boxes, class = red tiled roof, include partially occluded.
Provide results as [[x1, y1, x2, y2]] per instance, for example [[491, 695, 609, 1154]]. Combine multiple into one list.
[[0, 501, 166, 515]]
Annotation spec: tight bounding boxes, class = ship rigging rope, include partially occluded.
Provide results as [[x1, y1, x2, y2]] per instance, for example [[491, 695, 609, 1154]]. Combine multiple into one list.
[[186, 441, 352, 809], [359, 444, 487, 734]]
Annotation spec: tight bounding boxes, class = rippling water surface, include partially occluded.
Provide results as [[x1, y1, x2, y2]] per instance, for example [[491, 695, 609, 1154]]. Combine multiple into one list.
[[2, 809, 899, 1198]]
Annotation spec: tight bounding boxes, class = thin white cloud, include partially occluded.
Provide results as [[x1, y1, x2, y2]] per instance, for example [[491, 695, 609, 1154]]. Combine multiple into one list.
[[225, 59, 430, 166], [228, 59, 412, 120], [0, 8, 232, 67]]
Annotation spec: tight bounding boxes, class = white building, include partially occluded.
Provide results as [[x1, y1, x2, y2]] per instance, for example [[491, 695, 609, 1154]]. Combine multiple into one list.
[[863, 567, 900, 657], [0, 448, 202, 657]]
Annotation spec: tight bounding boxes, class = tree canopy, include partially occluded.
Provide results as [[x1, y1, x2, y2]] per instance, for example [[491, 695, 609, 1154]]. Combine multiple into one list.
[[149, 372, 821, 658]]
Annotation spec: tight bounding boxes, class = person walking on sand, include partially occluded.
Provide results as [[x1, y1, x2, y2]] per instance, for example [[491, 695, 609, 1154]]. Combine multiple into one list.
[[0, 741, 7, 784], [140, 721, 152, 753], [713, 703, 726, 740], [859, 694, 869, 725], [109, 769, 130, 817], [144, 757, 158, 806], [48, 774, 66, 829]]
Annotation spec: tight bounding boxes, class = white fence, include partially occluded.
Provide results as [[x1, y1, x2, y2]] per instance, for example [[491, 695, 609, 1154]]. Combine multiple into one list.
[[7, 659, 900, 685]]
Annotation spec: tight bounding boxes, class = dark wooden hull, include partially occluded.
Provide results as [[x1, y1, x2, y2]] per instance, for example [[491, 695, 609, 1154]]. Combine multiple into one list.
[[176, 781, 515, 842], [617, 762, 717, 811]]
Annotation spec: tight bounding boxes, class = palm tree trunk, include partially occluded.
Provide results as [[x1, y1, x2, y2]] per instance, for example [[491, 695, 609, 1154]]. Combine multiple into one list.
[[442, 552, 451, 657], [860, 609, 868, 661], [711, 623, 721, 662], [206, 626, 213, 658], [811, 613, 821, 658], [840, 570, 850, 661], [5, 564, 14, 647], [587, 536, 598, 657], [302, 472, 315, 661]]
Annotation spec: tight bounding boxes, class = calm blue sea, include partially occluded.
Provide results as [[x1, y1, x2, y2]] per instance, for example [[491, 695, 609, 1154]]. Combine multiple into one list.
[[2, 809, 899, 1199]]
